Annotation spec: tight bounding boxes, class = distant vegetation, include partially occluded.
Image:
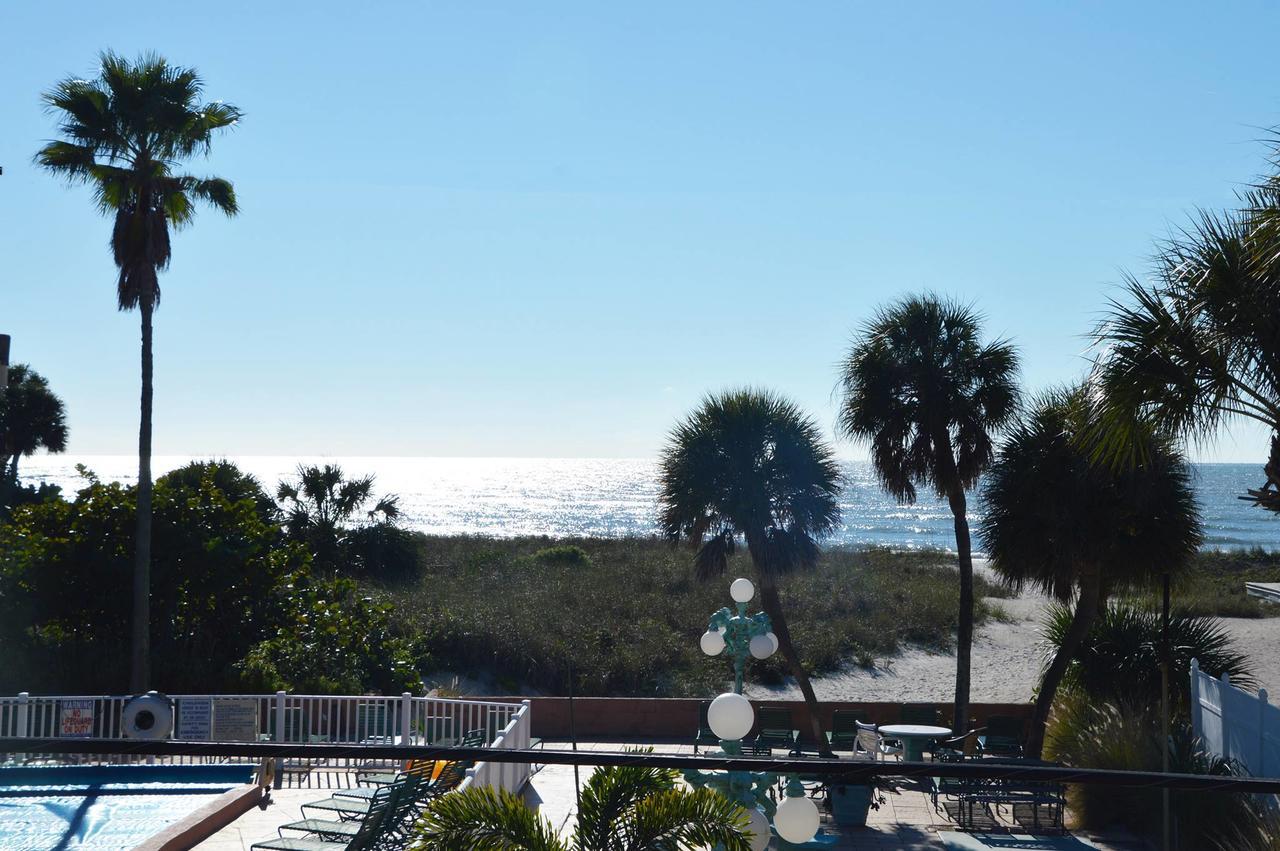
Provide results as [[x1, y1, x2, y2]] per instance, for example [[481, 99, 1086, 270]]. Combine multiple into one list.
[[1123, 548, 1280, 619], [386, 536, 1011, 697]]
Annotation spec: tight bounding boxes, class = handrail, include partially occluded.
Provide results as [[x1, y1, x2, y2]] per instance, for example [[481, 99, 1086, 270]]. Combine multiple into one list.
[[4, 739, 1280, 794]]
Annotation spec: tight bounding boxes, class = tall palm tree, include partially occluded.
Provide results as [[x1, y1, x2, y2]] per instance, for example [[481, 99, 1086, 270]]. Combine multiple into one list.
[[659, 389, 842, 754], [836, 294, 1019, 732], [38, 52, 240, 691], [415, 758, 752, 850], [0, 364, 69, 479], [980, 388, 1202, 757], [1090, 143, 1280, 512]]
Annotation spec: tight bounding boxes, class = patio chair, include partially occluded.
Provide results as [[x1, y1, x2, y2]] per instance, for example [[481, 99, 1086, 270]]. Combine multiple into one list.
[[899, 704, 940, 726], [976, 715, 1025, 758], [694, 701, 719, 753], [753, 706, 800, 756], [826, 710, 864, 755], [252, 784, 396, 851], [853, 722, 901, 761]]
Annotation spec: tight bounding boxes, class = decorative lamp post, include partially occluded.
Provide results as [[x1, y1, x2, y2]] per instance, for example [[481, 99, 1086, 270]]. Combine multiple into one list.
[[685, 578, 822, 849]]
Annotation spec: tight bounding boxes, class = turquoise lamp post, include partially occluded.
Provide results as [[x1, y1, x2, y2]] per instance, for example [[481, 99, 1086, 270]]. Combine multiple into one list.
[[684, 577, 822, 849]]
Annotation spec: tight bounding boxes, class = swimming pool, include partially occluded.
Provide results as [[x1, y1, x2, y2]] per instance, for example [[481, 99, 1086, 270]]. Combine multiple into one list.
[[0, 764, 257, 850]]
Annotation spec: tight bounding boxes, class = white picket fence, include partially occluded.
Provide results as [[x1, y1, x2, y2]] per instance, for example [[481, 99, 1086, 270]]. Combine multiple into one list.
[[1190, 658, 1280, 777], [0, 691, 534, 793]]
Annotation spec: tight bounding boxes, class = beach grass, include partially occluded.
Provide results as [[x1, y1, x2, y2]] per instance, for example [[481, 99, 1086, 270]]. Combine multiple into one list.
[[1120, 548, 1280, 619], [377, 536, 1009, 697]]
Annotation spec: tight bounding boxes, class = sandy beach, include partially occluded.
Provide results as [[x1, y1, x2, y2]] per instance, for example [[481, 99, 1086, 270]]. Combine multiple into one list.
[[747, 561, 1280, 704]]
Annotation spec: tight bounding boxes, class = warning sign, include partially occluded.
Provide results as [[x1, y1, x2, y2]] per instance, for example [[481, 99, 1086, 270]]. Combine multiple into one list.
[[60, 699, 94, 738]]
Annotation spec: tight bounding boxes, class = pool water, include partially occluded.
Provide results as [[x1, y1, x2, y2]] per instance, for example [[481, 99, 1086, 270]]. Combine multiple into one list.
[[0, 765, 254, 850]]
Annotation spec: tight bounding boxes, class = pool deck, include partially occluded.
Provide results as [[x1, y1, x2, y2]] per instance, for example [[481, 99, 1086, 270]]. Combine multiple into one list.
[[199, 741, 1147, 850]]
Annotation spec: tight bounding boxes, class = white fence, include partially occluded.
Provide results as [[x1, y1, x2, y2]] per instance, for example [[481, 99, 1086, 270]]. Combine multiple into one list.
[[1190, 658, 1280, 777], [460, 699, 533, 795], [0, 691, 533, 793]]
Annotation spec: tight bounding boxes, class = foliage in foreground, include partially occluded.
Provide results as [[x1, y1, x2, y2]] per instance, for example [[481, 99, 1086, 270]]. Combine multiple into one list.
[[1042, 601, 1255, 713], [392, 538, 1009, 696], [0, 462, 420, 694], [1045, 696, 1259, 848], [413, 756, 752, 851]]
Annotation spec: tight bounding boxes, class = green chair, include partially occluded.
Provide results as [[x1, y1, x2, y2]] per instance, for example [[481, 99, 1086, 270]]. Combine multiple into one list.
[[694, 701, 719, 753], [826, 710, 865, 754], [753, 706, 799, 756], [252, 784, 395, 851], [899, 704, 940, 726], [977, 715, 1025, 757]]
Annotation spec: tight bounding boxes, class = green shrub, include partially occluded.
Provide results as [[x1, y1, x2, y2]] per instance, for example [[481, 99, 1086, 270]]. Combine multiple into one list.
[[532, 544, 592, 567], [235, 574, 422, 694], [0, 462, 307, 693], [1042, 601, 1255, 711], [1046, 695, 1255, 846]]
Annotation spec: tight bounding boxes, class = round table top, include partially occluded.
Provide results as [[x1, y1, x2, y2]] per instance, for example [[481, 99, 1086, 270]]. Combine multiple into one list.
[[877, 724, 952, 738]]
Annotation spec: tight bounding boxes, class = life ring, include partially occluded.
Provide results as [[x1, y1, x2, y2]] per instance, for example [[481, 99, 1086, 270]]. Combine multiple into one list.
[[122, 691, 174, 740]]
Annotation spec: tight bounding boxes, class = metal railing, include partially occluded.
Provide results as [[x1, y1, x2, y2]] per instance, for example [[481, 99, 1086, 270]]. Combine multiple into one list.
[[0, 692, 533, 792]]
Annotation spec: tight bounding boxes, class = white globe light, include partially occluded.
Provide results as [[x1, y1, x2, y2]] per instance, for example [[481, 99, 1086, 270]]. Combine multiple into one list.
[[700, 629, 726, 656], [707, 692, 754, 742], [744, 806, 772, 851], [729, 577, 755, 603], [749, 633, 774, 660], [765, 631, 779, 655], [774, 794, 820, 844]]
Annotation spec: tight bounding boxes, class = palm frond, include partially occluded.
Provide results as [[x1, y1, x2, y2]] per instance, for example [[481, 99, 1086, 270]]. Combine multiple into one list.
[[415, 785, 565, 851]]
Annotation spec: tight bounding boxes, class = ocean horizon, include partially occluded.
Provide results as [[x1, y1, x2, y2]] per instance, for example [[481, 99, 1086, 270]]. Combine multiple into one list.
[[20, 454, 1280, 553]]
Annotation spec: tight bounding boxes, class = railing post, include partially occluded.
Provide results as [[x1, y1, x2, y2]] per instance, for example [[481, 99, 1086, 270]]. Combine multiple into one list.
[[400, 692, 412, 744], [1189, 659, 1201, 739], [16, 692, 29, 738], [1260, 688, 1269, 778], [274, 691, 287, 790]]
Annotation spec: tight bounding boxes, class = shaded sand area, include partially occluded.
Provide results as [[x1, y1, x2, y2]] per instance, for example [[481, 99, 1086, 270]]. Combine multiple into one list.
[[747, 561, 1280, 704]]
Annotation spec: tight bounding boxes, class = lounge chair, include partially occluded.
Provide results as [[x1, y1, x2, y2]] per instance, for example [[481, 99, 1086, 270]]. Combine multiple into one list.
[[251, 784, 395, 851], [355, 728, 487, 786], [854, 721, 902, 761], [753, 706, 800, 755], [976, 716, 1025, 758], [826, 710, 865, 755]]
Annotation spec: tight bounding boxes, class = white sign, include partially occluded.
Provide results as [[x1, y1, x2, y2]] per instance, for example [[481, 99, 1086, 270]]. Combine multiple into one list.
[[178, 698, 212, 740], [212, 698, 259, 741], [60, 699, 94, 738]]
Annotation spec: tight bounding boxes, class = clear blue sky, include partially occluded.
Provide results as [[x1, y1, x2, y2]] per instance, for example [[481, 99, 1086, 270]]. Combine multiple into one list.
[[3, 1, 1278, 460]]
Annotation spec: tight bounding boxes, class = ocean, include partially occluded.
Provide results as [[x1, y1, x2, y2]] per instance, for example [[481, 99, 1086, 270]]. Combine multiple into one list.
[[19, 455, 1280, 553]]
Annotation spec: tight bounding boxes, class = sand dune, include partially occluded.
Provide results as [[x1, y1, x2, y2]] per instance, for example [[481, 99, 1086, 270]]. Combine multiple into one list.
[[746, 562, 1280, 705]]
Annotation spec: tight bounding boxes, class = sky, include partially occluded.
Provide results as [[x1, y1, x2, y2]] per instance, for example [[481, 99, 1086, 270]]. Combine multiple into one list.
[[2, 1, 1278, 461]]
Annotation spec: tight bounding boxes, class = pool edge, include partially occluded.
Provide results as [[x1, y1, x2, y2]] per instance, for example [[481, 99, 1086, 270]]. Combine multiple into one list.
[[134, 783, 265, 851]]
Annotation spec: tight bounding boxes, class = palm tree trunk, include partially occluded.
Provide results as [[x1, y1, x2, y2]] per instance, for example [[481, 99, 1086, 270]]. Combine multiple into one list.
[[946, 484, 974, 736], [756, 574, 833, 757], [130, 298, 153, 693], [1026, 572, 1103, 759]]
